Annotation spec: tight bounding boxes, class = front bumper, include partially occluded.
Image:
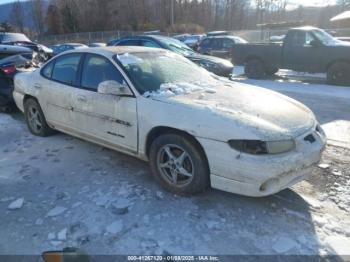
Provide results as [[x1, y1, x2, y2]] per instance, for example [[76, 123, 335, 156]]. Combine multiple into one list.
[[197, 126, 326, 197]]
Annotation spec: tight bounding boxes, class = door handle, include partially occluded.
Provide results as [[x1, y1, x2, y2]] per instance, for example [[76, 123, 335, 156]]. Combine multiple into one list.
[[34, 83, 42, 89], [77, 95, 87, 102]]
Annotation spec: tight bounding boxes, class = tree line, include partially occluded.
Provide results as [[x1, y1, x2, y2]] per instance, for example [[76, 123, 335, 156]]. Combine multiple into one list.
[[7, 0, 347, 36]]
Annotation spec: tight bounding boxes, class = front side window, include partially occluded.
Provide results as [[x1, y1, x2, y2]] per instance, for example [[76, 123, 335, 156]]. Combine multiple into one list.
[[141, 40, 161, 48], [81, 54, 124, 91], [51, 54, 81, 85], [41, 60, 54, 78], [289, 31, 312, 46]]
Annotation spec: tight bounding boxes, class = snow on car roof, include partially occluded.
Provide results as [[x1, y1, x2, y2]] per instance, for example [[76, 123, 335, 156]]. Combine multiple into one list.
[[59, 46, 168, 58]]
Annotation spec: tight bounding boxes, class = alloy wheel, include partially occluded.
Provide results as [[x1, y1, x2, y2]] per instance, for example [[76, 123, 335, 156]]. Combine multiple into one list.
[[27, 106, 43, 133], [157, 144, 194, 187]]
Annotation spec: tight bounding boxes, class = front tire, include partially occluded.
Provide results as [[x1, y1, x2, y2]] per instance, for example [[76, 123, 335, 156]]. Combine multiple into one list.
[[24, 98, 54, 137], [327, 62, 350, 86], [149, 133, 210, 194], [245, 59, 266, 79]]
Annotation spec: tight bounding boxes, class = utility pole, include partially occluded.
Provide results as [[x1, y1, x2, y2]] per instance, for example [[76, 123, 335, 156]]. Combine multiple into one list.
[[171, 0, 175, 26]]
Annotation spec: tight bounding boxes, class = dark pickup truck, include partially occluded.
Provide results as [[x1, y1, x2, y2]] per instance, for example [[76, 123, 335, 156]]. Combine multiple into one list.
[[232, 26, 350, 85]]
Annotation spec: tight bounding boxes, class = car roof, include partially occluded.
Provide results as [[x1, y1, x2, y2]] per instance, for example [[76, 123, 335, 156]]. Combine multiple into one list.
[[61, 46, 167, 57], [291, 26, 319, 31]]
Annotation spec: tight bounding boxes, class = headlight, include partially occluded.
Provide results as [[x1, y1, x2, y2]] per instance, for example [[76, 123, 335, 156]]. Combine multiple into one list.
[[228, 139, 295, 155]]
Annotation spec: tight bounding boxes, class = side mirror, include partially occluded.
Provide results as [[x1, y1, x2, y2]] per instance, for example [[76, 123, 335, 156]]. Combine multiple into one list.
[[97, 80, 131, 96]]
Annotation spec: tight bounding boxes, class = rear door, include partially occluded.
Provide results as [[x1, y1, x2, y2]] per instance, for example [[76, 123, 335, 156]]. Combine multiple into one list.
[[70, 53, 138, 152], [210, 38, 234, 59], [38, 53, 82, 129]]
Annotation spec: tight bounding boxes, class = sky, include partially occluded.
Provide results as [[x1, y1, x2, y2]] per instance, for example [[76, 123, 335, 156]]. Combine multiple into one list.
[[0, 0, 339, 7]]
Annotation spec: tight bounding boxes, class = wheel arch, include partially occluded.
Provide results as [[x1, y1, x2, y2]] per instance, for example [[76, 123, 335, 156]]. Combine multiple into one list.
[[145, 126, 210, 169], [244, 55, 265, 65], [326, 59, 350, 71]]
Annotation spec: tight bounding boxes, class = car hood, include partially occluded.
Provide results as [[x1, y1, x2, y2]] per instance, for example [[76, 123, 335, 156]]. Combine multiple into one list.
[[146, 81, 316, 141], [186, 53, 233, 67]]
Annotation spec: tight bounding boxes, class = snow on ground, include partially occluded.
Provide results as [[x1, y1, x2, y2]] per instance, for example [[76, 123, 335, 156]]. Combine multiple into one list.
[[1, 73, 350, 257]]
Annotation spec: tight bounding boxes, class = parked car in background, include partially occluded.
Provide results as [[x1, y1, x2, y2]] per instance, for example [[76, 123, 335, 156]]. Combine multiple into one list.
[[198, 36, 248, 59], [231, 26, 350, 85], [13, 46, 326, 196], [50, 43, 88, 56], [184, 34, 205, 50], [0, 32, 53, 62], [111, 35, 233, 77], [0, 44, 33, 60], [206, 31, 229, 37], [173, 33, 191, 42], [0, 54, 36, 109], [88, 42, 106, 47]]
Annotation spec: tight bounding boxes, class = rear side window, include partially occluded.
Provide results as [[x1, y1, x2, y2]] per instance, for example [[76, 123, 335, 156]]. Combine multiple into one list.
[[52, 54, 81, 86], [211, 39, 223, 49], [81, 54, 125, 91], [222, 39, 234, 48], [118, 39, 141, 46], [41, 61, 54, 78], [200, 38, 211, 48]]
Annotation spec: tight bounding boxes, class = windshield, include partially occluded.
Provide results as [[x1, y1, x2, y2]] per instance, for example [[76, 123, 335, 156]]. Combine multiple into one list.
[[233, 37, 248, 44], [159, 37, 195, 56], [0, 33, 31, 43], [313, 29, 341, 46], [115, 51, 215, 94]]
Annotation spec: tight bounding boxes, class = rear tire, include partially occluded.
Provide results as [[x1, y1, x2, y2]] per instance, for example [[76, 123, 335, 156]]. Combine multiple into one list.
[[149, 133, 210, 194], [24, 98, 54, 137], [327, 62, 350, 86], [265, 67, 279, 76], [245, 59, 266, 79]]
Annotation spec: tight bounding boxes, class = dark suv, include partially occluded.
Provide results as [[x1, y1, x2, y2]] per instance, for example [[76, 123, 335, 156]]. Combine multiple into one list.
[[109, 35, 234, 77], [198, 36, 247, 60]]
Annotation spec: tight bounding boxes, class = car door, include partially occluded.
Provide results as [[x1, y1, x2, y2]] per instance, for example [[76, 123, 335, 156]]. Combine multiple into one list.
[[211, 38, 233, 59], [38, 53, 82, 129], [283, 31, 323, 72], [207, 38, 223, 57], [198, 38, 212, 55], [70, 53, 138, 153]]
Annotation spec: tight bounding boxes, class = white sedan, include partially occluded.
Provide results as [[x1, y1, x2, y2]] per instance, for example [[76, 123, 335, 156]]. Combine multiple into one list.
[[13, 47, 326, 197]]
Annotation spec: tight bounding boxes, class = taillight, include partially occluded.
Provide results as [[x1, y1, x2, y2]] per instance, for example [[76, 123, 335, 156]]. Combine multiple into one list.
[[1, 65, 16, 75]]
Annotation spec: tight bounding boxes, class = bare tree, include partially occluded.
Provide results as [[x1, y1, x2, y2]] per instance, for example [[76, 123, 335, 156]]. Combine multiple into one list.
[[30, 0, 45, 35], [10, 0, 25, 33]]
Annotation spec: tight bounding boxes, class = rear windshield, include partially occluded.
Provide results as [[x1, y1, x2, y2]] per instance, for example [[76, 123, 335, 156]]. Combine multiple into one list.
[[0, 33, 31, 43]]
